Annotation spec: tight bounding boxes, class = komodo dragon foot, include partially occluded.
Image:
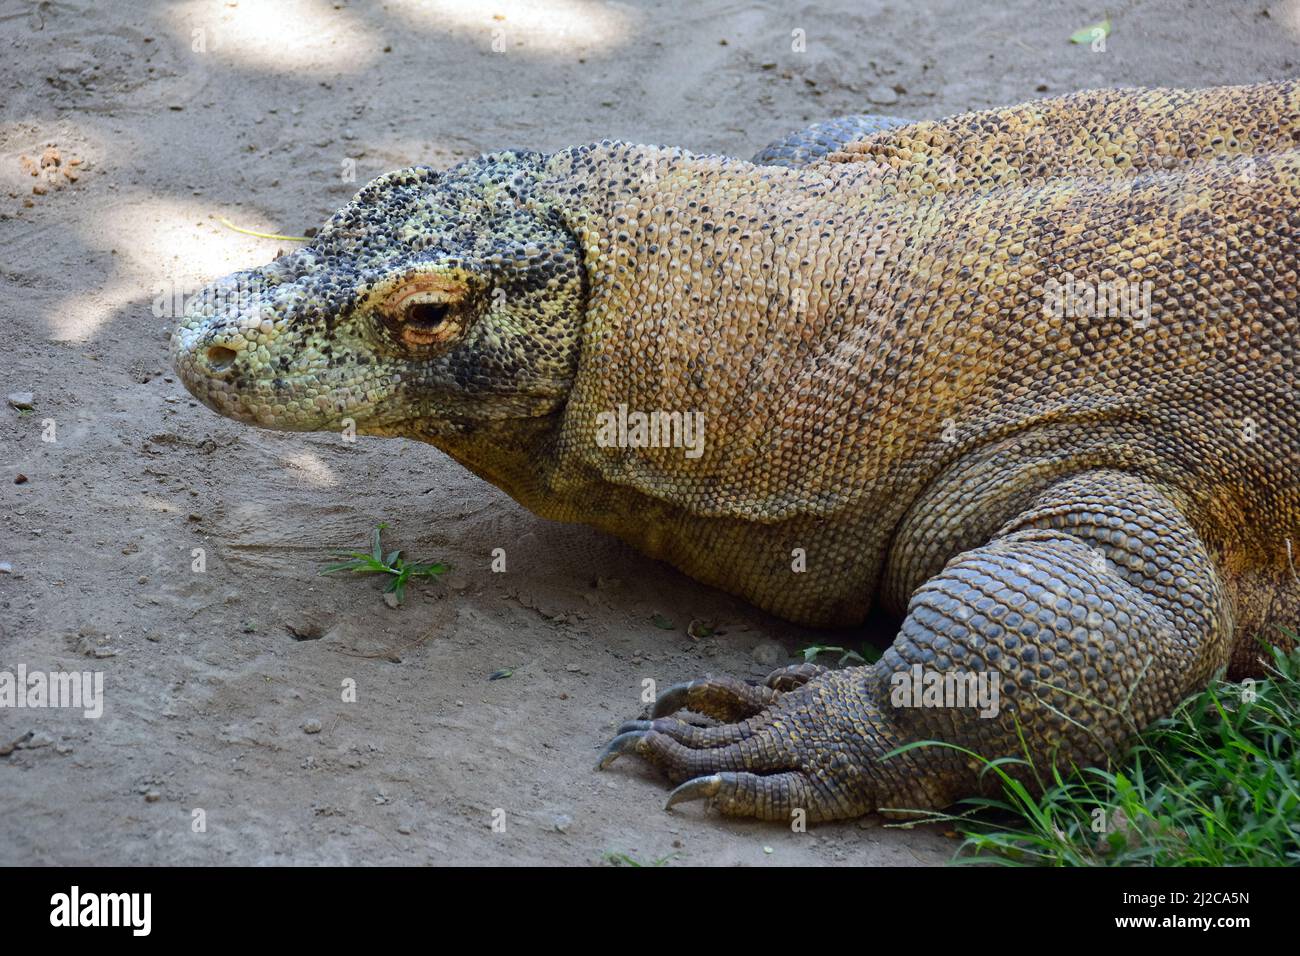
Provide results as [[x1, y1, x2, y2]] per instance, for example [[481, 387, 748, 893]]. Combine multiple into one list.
[[597, 662, 925, 822]]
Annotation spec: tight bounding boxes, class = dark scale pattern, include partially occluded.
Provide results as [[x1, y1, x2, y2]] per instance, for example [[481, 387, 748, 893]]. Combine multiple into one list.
[[175, 82, 1299, 821]]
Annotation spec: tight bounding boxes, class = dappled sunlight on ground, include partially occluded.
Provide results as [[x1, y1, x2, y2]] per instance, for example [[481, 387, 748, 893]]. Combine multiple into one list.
[[166, 0, 383, 75], [47, 195, 283, 342], [388, 0, 636, 54]]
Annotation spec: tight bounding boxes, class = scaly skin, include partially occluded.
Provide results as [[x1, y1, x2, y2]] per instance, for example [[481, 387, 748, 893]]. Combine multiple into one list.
[[173, 82, 1299, 823]]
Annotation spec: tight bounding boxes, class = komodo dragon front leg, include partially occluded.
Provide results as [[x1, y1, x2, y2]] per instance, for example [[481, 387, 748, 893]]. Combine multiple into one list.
[[599, 472, 1233, 821]]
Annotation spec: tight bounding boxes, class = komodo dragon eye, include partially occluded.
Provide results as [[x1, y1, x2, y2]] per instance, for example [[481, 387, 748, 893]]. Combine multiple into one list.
[[406, 302, 450, 330], [379, 279, 469, 350]]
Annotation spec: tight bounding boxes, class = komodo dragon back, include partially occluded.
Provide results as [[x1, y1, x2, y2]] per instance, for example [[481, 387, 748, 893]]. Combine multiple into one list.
[[173, 81, 1299, 822]]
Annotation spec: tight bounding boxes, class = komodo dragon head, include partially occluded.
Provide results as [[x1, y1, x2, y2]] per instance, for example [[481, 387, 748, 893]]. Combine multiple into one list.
[[171, 151, 584, 440]]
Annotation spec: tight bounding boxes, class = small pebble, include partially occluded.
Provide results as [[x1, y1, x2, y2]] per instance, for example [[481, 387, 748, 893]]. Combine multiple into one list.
[[868, 84, 900, 105], [7, 392, 34, 410], [302, 718, 323, 734]]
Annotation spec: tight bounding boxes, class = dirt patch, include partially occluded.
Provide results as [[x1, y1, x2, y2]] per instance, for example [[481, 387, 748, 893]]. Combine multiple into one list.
[[1, 0, 1296, 865]]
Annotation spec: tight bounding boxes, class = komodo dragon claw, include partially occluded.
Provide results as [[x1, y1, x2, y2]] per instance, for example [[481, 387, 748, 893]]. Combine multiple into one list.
[[663, 774, 723, 811], [595, 731, 648, 771]]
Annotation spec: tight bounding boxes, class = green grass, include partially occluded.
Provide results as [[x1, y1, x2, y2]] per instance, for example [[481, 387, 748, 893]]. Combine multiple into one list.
[[896, 638, 1300, 866], [319, 522, 448, 604]]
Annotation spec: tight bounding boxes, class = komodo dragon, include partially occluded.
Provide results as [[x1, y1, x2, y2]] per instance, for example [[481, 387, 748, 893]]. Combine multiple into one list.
[[173, 81, 1299, 823]]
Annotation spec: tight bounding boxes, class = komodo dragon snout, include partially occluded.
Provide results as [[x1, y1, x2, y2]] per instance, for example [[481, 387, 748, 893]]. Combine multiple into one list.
[[172, 83, 1299, 825], [172, 150, 585, 439]]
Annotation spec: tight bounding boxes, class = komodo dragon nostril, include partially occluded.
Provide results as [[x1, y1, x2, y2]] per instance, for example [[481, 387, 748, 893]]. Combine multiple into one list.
[[205, 345, 237, 372]]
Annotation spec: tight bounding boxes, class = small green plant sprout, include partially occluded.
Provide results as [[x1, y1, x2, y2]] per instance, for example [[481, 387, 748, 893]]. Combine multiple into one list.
[[320, 523, 448, 604], [801, 643, 883, 666]]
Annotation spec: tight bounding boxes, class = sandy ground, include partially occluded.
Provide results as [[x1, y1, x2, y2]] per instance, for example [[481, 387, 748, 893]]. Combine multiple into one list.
[[0, 0, 1296, 867]]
